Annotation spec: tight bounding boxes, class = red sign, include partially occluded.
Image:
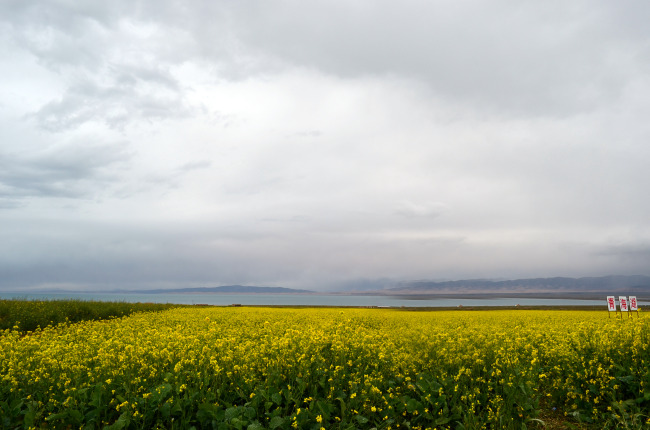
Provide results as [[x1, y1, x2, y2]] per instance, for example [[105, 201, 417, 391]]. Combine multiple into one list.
[[607, 296, 616, 312], [629, 296, 638, 311], [619, 296, 629, 312]]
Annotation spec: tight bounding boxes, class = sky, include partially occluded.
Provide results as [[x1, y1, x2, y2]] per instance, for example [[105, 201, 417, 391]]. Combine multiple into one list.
[[1, 1, 650, 292]]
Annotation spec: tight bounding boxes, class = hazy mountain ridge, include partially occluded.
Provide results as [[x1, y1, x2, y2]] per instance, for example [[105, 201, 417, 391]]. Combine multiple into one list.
[[390, 275, 650, 294]]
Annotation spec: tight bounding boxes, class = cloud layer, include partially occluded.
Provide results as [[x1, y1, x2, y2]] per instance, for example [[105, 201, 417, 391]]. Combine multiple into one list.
[[1, 1, 650, 290]]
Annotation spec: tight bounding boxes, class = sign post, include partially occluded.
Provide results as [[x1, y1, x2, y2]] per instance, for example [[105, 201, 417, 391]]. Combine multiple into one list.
[[619, 296, 629, 318], [629, 295, 639, 318], [606, 296, 616, 317]]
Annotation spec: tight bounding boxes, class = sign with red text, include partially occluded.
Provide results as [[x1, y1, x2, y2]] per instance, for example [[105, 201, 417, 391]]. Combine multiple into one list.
[[607, 296, 616, 312], [629, 296, 638, 311], [619, 296, 629, 312]]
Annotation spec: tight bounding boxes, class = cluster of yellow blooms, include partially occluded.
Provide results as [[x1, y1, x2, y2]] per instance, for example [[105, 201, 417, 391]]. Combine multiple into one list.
[[1, 307, 648, 428]]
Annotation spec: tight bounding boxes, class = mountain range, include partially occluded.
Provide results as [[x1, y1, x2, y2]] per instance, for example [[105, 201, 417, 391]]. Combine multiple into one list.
[[384, 275, 650, 296], [111, 275, 650, 297]]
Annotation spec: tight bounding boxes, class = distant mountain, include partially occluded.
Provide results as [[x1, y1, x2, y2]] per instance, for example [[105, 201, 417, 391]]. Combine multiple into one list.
[[126, 285, 314, 294], [388, 275, 650, 294]]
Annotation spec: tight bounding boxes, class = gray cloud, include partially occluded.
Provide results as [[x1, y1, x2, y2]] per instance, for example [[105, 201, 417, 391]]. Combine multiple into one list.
[[0, 140, 130, 202], [177, 160, 212, 173], [0, 199, 25, 210], [3, 1, 197, 130], [0, 217, 641, 291], [3, 1, 648, 133], [395, 201, 448, 219], [0, 1, 649, 291], [198, 0, 650, 116], [594, 241, 650, 259], [30, 66, 195, 131]]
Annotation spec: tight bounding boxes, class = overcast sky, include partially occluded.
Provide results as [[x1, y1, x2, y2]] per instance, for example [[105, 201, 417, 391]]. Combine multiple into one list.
[[1, 1, 649, 291]]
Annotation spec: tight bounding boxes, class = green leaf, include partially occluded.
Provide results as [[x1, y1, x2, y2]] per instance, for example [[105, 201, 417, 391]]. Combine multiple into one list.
[[316, 400, 331, 419], [335, 397, 346, 418], [231, 417, 246, 430], [8, 399, 23, 415], [22, 408, 37, 427], [244, 406, 257, 419], [197, 402, 220, 421], [90, 384, 105, 408], [225, 406, 240, 421], [152, 383, 172, 403], [270, 416, 285, 429], [104, 412, 131, 430], [355, 414, 369, 424], [435, 417, 450, 425], [85, 408, 99, 422], [170, 401, 183, 416], [68, 409, 84, 422], [159, 402, 171, 419], [406, 398, 422, 414], [46, 412, 69, 421]]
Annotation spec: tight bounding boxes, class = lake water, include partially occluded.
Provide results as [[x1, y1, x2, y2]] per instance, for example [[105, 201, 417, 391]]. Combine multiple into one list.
[[0, 292, 639, 308]]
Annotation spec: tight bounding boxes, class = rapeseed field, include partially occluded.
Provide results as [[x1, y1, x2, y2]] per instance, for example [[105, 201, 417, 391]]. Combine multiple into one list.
[[1, 307, 648, 429]]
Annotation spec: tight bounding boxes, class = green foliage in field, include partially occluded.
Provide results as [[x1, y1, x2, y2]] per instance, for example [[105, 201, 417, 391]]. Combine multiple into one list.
[[0, 299, 179, 332], [1, 308, 649, 429]]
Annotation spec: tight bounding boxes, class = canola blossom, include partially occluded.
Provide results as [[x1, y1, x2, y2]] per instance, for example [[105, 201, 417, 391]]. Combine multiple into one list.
[[1, 307, 649, 429]]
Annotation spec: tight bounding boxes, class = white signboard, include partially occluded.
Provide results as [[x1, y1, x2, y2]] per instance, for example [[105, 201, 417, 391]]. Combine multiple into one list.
[[606, 296, 616, 312], [629, 296, 638, 311], [619, 296, 629, 312]]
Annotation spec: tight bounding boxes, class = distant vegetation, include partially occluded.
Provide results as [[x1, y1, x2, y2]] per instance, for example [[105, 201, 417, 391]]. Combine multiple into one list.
[[0, 299, 181, 332]]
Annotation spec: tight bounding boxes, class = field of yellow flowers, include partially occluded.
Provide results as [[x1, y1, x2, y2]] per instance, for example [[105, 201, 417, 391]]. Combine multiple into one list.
[[1, 307, 649, 429]]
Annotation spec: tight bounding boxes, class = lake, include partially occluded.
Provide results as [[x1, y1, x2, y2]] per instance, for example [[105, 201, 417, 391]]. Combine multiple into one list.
[[0, 292, 638, 308]]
